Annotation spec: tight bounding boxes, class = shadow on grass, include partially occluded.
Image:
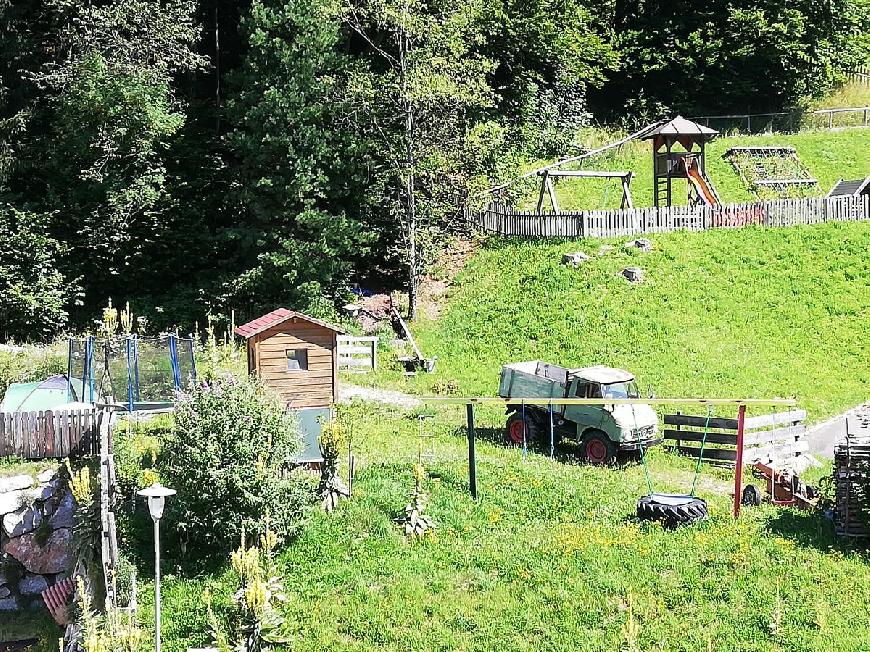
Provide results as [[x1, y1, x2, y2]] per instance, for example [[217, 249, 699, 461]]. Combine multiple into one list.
[[451, 424, 642, 468], [764, 508, 869, 556]]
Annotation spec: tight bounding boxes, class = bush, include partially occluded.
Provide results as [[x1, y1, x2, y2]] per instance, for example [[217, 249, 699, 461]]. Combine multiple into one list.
[[0, 343, 67, 397], [158, 376, 314, 566]]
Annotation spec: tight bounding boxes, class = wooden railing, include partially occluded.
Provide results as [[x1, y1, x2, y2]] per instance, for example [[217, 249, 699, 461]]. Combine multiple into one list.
[[0, 408, 103, 459], [337, 336, 378, 372], [469, 195, 869, 239], [664, 410, 808, 466]]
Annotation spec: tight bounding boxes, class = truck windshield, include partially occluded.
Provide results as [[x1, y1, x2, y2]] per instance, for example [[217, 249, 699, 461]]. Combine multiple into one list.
[[602, 381, 639, 399]]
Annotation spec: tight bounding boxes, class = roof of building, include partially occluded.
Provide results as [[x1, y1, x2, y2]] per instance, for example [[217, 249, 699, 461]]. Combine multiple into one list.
[[234, 308, 345, 339], [827, 176, 870, 197], [570, 365, 635, 384], [641, 116, 718, 138]]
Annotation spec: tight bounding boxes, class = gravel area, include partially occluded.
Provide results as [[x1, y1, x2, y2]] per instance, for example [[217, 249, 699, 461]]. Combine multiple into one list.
[[338, 384, 422, 410]]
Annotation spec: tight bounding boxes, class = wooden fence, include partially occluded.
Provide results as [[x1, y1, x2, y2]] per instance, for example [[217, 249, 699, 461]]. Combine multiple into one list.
[[833, 416, 870, 539], [846, 68, 870, 86], [0, 408, 103, 459], [663, 410, 808, 466], [338, 336, 378, 372], [470, 195, 870, 239]]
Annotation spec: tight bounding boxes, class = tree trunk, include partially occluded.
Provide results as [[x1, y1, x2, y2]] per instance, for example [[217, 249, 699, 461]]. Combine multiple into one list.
[[400, 23, 417, 320]]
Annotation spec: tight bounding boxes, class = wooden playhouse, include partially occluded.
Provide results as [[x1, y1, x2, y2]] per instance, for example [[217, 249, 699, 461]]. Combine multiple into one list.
[[235, 308, 344, 462]]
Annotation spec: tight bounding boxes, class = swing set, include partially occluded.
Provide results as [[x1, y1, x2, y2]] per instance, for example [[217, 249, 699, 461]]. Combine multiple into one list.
[[535, 169, 635, 212], [424, 395, 797, 522]]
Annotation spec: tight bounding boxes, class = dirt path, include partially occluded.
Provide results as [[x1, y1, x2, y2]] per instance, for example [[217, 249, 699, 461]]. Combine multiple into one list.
[[338, 384, 421, 410]]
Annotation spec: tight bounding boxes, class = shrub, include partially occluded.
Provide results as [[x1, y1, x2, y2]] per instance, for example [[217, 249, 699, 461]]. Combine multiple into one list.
[[158, 376, 314, 566], [0, 343, 67, 397]]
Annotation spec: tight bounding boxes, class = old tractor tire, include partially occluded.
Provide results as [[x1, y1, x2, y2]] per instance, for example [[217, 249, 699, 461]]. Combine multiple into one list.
[[741, 484, 762, 507], [582, 430, 617, 465], [505, 412, 539, 447], [636, 494, 708, 529]]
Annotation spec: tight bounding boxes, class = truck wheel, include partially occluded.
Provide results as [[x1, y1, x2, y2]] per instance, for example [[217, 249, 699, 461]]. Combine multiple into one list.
[[582, 430, 617, 465], [636, 495, 708, 529], [505, 413, 538, 446]]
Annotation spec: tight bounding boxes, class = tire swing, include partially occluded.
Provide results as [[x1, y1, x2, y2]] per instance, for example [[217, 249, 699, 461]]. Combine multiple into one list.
[[635, 407, 711, 529]]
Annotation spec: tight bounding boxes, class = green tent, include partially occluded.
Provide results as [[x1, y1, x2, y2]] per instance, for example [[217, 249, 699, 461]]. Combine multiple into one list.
[[0, 375, 84, 413]]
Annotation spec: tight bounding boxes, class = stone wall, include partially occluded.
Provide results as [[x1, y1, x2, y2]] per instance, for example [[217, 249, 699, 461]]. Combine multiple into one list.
[[0, 467, 75, 611]]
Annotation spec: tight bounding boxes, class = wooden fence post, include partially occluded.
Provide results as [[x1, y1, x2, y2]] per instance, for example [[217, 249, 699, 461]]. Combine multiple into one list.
[[733, 404, 747, 519]]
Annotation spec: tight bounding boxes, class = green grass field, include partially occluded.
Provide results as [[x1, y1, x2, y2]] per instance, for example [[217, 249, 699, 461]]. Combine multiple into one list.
[[144, 401, 870, 652], [517, 128, 870, 211], [130, 220, 870, 652], [373, 222, 870, 424]]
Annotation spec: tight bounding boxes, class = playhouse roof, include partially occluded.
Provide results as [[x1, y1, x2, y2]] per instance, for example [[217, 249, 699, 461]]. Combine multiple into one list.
[[642, 116, 718, 139], [827, 176, 870, 197], [234, 308, 345, 339]]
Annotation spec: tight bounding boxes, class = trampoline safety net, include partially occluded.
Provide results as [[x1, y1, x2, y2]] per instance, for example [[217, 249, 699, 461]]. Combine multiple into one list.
[[68, 335, 197, 410]]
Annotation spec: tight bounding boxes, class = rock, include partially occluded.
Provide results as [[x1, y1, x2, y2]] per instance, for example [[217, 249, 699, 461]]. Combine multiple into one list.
[[561, 251, 590, 267], [3, 504, 43, 537], [3, 528, 73, 574], [0, 489, 25, 516], [0, 596, 19, 611], [621, 267, 645, 283], [0, 475, 32, 493], [19, 573, 49, 596], [0, 584, 10, 599], [26, 480, 58, 503], [597, 245, 614, 256], [48, 492, 76, 530], [624, 238, 653, 252], [37, 468, 57, 484]]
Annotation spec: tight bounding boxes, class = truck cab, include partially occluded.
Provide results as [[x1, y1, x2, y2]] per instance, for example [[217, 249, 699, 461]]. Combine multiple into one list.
[[499, 361, 660, 464]]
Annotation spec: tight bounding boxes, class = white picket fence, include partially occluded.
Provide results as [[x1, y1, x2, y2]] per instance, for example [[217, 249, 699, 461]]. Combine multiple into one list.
[[470, 195, 870, 239]]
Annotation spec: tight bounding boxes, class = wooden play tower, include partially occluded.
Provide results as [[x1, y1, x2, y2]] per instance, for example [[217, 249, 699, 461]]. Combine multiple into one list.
[[642, 117, 720, 207]]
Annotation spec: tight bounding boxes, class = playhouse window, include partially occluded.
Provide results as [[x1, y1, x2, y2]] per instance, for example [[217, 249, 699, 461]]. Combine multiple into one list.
[[286, 349, 308, 371]]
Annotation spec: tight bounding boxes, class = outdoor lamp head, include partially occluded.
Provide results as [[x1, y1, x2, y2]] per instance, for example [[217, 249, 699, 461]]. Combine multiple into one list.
[[137, 483, 176, 522]]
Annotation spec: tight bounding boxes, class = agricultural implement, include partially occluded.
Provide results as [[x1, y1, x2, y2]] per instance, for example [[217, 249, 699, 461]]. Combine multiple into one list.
[[742, 462, 818, 510]]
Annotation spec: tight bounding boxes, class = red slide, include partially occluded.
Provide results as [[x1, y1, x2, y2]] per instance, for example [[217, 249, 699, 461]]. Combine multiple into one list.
[[686, 159, 718, 206]]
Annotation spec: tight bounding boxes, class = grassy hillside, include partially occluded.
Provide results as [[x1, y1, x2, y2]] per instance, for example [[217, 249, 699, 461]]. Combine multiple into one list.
[[129, 223, 870, 652], [147, 402, 870, 652], [392, 223, 870, 423], [517, 128, 870, 211]]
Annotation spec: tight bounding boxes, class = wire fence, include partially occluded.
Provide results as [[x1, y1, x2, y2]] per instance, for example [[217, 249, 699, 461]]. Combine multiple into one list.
[[691, 106, 870, 134]]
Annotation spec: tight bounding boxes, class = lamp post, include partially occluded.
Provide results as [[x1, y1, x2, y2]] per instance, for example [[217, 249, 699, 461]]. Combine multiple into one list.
[[138, 483, 176, 652]]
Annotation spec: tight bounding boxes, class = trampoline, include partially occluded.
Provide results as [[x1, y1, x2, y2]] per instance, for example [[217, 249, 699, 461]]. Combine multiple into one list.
[[68, 335, 197, 411]]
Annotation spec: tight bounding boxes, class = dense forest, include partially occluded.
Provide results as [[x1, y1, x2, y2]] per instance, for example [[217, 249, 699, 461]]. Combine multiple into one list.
[[0, 0, 868, 339]]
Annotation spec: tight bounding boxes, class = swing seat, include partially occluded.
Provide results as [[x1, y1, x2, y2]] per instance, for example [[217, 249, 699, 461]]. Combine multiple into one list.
[[648, 493, 697, 506], [637, 494, 708, 529]]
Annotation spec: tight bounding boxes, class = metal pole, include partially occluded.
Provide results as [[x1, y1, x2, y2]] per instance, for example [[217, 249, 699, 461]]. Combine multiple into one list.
[[466, 404, 477, 500], [154, 517, 162, 652], [733, 404, 747, 519], [549, 403, 554, 459]]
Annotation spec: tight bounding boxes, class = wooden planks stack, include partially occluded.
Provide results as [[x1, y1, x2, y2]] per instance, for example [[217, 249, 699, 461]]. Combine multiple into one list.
[[833, 417, 870, 539], [470, 194, 870, 240], [0, 408, 100, 459], [663, 409, 808, 466]]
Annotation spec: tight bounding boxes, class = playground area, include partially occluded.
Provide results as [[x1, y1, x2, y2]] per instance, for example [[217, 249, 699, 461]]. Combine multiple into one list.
[[481, 122, 870, 221]]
